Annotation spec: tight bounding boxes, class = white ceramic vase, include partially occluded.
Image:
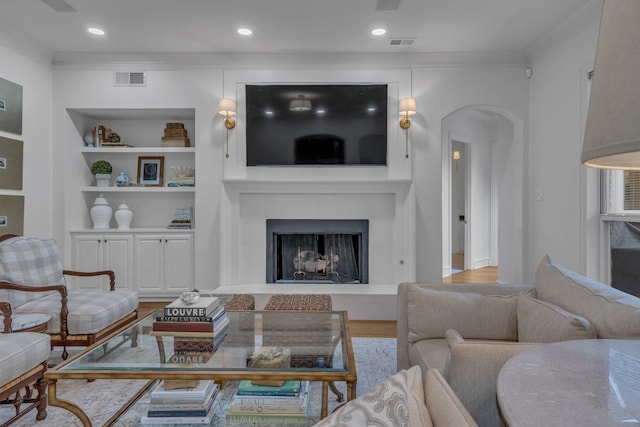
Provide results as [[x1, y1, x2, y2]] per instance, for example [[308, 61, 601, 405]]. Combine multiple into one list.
[[90, 194, 112, 229], [115, 202, 133, 230]]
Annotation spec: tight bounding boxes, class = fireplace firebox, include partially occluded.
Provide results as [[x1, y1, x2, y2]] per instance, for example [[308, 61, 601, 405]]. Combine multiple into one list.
[[266, 219, 369, 284]]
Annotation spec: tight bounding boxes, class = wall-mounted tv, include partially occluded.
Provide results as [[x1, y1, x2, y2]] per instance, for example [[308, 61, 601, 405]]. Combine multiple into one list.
[[245, 84, 388, 166]]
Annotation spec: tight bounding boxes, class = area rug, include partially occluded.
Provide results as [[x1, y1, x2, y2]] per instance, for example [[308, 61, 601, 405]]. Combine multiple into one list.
[[0, 338, 396, 426]]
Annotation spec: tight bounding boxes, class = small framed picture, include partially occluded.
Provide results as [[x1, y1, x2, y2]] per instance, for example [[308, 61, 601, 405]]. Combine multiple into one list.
[[137, 156, 164, 186], [0, 98, 6, 111], [0, 216, 7, 227], [0, 157, 6, 169]]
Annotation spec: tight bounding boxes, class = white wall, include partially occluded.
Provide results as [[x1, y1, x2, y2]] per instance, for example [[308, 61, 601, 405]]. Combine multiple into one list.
[[412, 66, 529, 283], [52, 67, 222, 285], [0, 43, 53, 238], [527, 19, 600, 278]]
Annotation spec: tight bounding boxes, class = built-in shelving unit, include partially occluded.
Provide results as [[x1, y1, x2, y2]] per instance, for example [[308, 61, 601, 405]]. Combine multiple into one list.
[[65, 108, 196, 294]]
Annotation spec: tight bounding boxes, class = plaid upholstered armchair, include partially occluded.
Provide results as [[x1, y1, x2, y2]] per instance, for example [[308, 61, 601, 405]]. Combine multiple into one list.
[[0, 235, 138, 360], [0, 301, 50, 425]]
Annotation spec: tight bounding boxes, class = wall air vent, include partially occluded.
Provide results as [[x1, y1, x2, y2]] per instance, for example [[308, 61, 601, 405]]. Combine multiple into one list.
[[388, 38, 416, 46], [113, 72, 146, 87]]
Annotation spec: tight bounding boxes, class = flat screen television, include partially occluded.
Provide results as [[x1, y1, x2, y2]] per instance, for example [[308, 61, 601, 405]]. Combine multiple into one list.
[[245, 84, 388, 166]]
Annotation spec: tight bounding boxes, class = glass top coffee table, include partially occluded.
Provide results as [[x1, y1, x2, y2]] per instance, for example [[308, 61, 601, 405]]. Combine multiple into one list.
[[45, 310, 357, 426]]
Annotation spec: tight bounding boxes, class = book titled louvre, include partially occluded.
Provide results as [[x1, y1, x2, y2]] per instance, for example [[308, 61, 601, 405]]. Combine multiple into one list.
[[163, 296, 219, 317]]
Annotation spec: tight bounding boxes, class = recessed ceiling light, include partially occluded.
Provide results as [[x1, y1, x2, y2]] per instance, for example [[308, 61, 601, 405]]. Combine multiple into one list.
[[87, 27, 105, 36], [316, 109, 326, 114], [371, 28, 386, 36], [238, 28, 253, 36]]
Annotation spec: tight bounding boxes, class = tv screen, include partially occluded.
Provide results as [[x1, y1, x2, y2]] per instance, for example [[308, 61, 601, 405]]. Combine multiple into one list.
[[245, 84, 387, 166]]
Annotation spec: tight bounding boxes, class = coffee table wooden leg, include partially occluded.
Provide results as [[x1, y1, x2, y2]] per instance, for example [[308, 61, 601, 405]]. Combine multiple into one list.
[[347, 380, 357, 401], [47, 379, 92, 427], [321, 381, 329, 418]]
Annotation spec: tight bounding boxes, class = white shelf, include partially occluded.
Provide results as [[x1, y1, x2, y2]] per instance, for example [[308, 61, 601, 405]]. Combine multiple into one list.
[[81, 186, 195, 193], [70, 228, 194, 233], [81, 147, 195, 154]]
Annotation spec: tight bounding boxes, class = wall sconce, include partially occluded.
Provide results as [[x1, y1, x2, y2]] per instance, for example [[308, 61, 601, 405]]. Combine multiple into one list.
[[399, 98, 417, 158], [453, 150, 460, 172], [219, 98, 236, 158]]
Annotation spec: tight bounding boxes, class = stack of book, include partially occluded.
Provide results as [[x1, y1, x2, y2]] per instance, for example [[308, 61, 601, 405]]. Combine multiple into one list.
[[140, 380, 221, 425], [225, 380, 310, 425], [166, 207, 193, 229], [152, 296, 229, 357]]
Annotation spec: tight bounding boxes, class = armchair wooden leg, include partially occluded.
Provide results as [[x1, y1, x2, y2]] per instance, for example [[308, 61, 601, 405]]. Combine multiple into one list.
[[35, 376, 47, 420]]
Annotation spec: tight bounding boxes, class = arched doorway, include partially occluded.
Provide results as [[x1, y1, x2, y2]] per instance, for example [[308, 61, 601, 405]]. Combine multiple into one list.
[[441, 105, 525, 284]]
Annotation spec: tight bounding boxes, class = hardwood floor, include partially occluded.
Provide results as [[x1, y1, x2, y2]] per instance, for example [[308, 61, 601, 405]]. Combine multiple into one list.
[[137, 302, 397, 338], [443, 266, 498, 284]]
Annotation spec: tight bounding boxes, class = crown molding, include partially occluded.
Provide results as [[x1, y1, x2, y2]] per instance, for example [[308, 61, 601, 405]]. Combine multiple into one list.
[[526, 0, 602, 65], [51, 50, 528, 71]]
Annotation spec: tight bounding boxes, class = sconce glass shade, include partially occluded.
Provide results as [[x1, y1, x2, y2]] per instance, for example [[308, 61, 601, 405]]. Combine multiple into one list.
[[582, 0, 640, 170], [399, 98, 417, 116], [289, 95, 312, 111], [453, 150, 460, 160], [218, 98, 237, 116]]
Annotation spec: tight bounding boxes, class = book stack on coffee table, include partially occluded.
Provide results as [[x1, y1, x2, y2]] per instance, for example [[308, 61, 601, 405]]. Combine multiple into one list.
[[151, 296, 229, 358], [225, 380, 310, 425], [141, 380, 221, 425]]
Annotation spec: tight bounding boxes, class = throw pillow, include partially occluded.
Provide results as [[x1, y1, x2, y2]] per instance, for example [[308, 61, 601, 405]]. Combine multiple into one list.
[[407, 284, 518, 342], [535, 254, 640, 338], [312, 365, 433, 427], [517, 293, 596, 342]]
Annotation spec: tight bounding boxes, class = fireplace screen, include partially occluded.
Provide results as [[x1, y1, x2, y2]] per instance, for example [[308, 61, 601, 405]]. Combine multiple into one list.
[[266, 219, 368, 284]]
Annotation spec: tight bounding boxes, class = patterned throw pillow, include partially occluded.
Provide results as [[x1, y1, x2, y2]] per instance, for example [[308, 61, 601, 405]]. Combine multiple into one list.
[[312, 365, 433, 427], [0, 237, 64, 307]]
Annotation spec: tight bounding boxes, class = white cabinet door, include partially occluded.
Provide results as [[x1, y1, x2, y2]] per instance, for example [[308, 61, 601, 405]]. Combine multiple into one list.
[[134, 234, 165, 295], [163, 234, 194, 294], [71, 234, 103, 289], [103, 235, 134, 290], [70, 233, 133, 290]]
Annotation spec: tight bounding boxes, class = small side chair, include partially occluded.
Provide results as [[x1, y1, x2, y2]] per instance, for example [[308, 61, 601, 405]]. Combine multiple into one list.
[[0, 302, 50, 426]]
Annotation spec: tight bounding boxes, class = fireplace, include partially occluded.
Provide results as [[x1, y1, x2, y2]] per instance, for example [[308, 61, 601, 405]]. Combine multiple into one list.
[[266, 219, 369, 284]]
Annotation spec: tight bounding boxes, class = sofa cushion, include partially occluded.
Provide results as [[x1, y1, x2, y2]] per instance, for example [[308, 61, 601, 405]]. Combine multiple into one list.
[[409, 339, 451, 380], [312, 365, 433, 427], [517, 293, 597, 343], [0, 332, 50, 386], [0, 236, 64, 308], [535, 254, 640, 338], [407, 284, 518, 342], [445, 329, 537, 427], [425, 368, 478, 427], [15, 289, 138, 334]]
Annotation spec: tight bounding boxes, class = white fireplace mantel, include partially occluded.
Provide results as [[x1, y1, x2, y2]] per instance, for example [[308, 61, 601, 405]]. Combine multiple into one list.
[[219, 178, 415, 290]]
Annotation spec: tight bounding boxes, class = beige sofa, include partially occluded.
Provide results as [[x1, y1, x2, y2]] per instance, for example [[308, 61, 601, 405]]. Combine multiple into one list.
[[397, 255, 640, 426]]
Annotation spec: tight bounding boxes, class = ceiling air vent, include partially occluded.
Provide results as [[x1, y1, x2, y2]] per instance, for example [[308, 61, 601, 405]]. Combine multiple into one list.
[[113, 72, 146, 87], [388, 38, 416, 47]]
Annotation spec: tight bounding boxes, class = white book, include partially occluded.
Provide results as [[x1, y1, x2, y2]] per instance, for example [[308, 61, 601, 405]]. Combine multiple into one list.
[[150, 380, 216, 404]]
